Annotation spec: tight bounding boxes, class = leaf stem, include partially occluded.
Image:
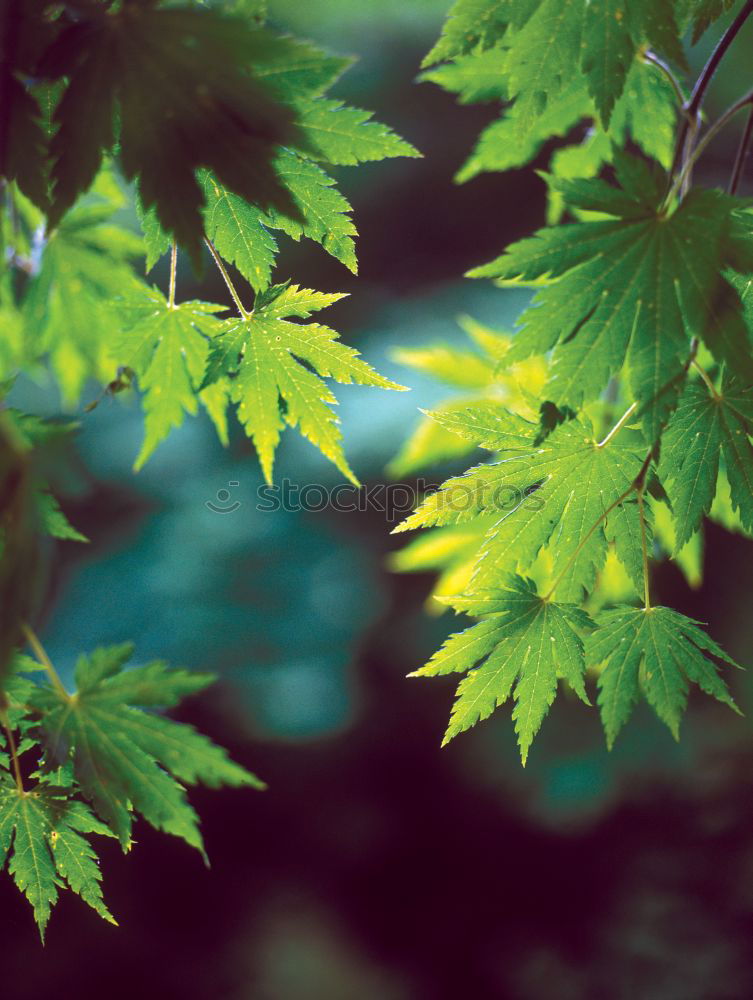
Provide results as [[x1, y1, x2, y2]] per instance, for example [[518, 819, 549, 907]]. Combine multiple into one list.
[[692, 358, 721, 399], [204, 238, 251, 319], [168, 241, 177, 309], [643, 50, 687, 109], [729, 102, 753, 194], [21, 623, 69, 701], [597, 402, 637, 448], [638, 486, 651, 610], [0, 706, 24, 794]]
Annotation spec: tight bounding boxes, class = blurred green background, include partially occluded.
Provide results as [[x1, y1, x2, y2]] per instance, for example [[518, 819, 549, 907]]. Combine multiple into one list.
[[5, 3, 753, 997]]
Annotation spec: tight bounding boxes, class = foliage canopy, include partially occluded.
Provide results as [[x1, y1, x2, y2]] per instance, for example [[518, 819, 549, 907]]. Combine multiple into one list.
[[3, 0, 753, 938]]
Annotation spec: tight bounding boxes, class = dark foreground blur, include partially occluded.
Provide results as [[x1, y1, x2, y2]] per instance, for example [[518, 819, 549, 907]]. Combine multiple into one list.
[[4, 4, 753, 997]]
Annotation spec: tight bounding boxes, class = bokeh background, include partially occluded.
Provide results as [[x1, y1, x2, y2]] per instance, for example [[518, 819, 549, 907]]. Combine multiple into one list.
[[5, 3, 753, 997]]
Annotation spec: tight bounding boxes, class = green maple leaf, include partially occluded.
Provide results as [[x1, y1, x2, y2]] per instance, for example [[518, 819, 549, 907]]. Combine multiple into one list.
[[412, 576, 592, 763], [588, 606, 741, 747], [396, 406, 643, 601], [659, 374, 753, 550], [388, 517, 497, 608], [265, 150, 358, 273], [201, 172, 279, 293], [455, 78, 589, 182], [686, 0, 736, 42], [604, 492, 654, 595], [249, 35, 351, 101], [470, 155, 753, 440], [422, 0, 520, 67], [420, 46, 509, 104], [296, 98, 420, 164], [426, 0, 683, 145], [134, 196, 172, 274], [454, 56, 676, 184], [581, 0, 685, 126], [202, 283, 405, 483], [581, 0, 635, 126], [21, 169, 146, 405], [0, 783, 116, 939], [39, 6, 303, 264], [114, 289, 226, 470], [545, 62, 678, 222], [500, 0, 585, 137], [35, 490, 87, 543], [28, 644, 262, 854]]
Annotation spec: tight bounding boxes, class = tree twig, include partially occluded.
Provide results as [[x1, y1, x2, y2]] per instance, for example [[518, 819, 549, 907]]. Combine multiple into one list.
[[729, 103, 753, 194], [669, 0, 753, 188]]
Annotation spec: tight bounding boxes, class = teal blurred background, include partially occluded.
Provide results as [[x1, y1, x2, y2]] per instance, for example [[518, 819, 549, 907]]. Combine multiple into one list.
[[5, 3, 753, 997]]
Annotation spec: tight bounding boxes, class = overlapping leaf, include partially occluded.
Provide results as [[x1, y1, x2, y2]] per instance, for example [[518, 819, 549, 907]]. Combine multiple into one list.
[[203, 283, 405, 483], [0, 782, 116, 939], [296, 98, 420, 165], [659, 374, 753, 550], [114, 289, 226, 469], [28, 644, 262, 853], [421, 0, 519, 66], [413, 576, 592, 762], [202, 154, 360, 282], [588, 606, 740, 746], [387, 318, 546, 477], [396, 406, 643, 601], [470, 155, 753, 440], [39, 5, 304, 263], [424, 0, 683, 132], [21, 169, 147, 405], [686, 0, 736, 42]]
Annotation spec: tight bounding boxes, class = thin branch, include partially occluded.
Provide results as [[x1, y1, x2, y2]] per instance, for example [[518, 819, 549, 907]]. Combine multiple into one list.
[[21, 623, 69, 701], [597, 402, 637, 448], [204, 238, 251, 319], [688, 0, 753, 117], [670, 0, 753, 186], [729, 103, 753, 194], [638, 486, 651, 610], [1, 707, 24, 794], [665, 88, 753, 205], [168, 241, 177, 309], [643, 50, 687, 108]]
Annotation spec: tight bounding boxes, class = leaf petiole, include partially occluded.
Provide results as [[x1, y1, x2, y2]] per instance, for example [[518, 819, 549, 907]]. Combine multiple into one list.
[[22, 623, 69, 701], [168, 241, 177, 309], [0, 706, 24, 793], [691, 359, 721, 400], [597, 401, 637, 448], [204, 238, 252, 320], [637, 485, 651, 610]]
